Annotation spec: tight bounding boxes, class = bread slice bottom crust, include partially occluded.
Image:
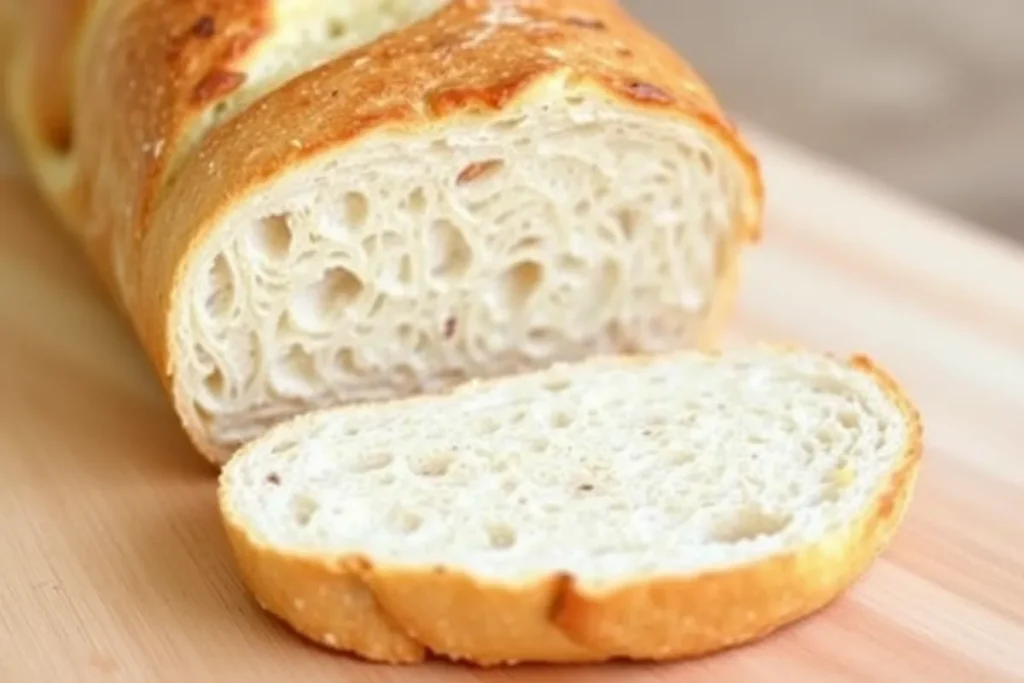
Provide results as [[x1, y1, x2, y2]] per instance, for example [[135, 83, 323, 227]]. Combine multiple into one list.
[[218, 354, 922, 666]]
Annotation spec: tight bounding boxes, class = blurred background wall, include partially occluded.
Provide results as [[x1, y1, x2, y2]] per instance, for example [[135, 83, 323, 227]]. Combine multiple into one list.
[[623, 0, 1024, 243]]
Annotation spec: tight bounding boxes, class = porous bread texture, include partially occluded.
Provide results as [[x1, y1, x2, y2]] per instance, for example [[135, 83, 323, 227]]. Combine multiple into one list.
[[219, 347, 923, 665], [225, 347, 910, 581], [6, 0, 763, 465], [176, 76, 747, 459]]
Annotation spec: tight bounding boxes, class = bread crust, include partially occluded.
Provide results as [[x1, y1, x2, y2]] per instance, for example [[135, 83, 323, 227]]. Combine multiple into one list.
[[7, 0, 764, 462], [218, 351, 923, 665]]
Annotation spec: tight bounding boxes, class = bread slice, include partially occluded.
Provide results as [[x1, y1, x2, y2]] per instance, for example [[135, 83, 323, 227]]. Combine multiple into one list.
[[218, 347, 923, 665], [6, 0, 762, 464]]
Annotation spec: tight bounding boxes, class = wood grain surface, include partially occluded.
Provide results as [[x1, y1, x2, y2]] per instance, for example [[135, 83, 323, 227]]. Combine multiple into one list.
[[2, 119, 1023, 681]]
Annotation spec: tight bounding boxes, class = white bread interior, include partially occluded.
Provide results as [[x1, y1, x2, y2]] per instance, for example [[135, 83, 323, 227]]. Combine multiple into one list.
[[175, 75, 749, 458], [219, 347, 921, 664], [5, 0, 760, 464]]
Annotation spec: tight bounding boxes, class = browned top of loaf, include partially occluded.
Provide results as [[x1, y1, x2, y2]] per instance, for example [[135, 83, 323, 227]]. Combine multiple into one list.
[[13, 0, 763, 388]]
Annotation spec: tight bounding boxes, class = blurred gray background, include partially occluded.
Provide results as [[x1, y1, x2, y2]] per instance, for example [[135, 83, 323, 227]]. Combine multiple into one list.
[[624, 0, 1024, 242]]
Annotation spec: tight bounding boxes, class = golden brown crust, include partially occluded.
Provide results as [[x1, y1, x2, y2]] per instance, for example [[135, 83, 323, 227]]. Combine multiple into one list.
[[218, 351, 923, 665], [7, 0, 764, 461], [219, 505, 427, 664]]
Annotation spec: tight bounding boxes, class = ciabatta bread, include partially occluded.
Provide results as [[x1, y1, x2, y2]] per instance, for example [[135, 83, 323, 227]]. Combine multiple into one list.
[[5, 0, 762, 463], [218, 347, 923, 665]]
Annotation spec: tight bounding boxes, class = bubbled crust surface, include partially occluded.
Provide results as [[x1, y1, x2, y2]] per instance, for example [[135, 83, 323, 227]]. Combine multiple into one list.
[[8, 0, 764, 461], [218, 354, 922, 665]]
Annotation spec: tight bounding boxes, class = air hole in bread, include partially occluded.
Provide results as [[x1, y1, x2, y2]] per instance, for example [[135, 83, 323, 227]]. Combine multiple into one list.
[[550, 410, 573, 428], [289, 266, 363, 328], [710, 508, 792, 543], [409, 452, 454, 477], [415, 328, 431, 352], [396, 323, 416, 347], [204, 368, 226, 397], [391, 253, 413, 286], [269, 439, 299, 457], [389, 507, 424, 534], [193, 401, 213, 423], [291, 496, 320, 527], [525, 327, 559, 356], [350, 450, 393, 473], [406, 187, 427, 214], [698, 149, 715, 174], [614, 208, 638, 241], [333, 347, 357, 375], [490, 116, 526, 131], [366, 294, 386, 317], [326, 17, 347, 39], [815, 428, 838, 447], [497, 261, 542, 311], [558, 254, 586, 277], [542, 376, 571, 393], [427, 219, 472, 281], [810, 376, 849, 394], [573, 199, 591, 217], [343, 192, 369, 229], [670, 450, 695, 465], [252, 214, 293, 260], [529, 437, 551, 453], [839, 411, 860, 428], [277, 344, 318, 395], [508, 235, 543, 259], [206, 254, 236, 317], [456, 159, 505, 186], [192, 342, 215, 368], [485, 523, 517, 550]]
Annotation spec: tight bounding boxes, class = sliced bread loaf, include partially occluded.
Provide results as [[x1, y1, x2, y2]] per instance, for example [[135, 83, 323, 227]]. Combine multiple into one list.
[[7, 0, 762, 463], [218, 347, 922, 665]]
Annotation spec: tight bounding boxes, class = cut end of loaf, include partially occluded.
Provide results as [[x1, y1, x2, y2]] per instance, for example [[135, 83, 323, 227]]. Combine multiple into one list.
[[173, 78, 752, 461], [221, 348, 919, 589]]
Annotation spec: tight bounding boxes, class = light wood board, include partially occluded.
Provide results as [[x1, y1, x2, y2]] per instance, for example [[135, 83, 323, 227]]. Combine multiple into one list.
[[2, 124, 1024, 681]]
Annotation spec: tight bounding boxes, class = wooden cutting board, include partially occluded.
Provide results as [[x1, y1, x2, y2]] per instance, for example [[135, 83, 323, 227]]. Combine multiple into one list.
[[2, 119, 1024, 682]]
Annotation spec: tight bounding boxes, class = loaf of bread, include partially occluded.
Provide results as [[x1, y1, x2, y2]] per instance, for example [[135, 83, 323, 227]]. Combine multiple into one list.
[[219, 347, 923, 665], [5, 0, 763, 463]]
